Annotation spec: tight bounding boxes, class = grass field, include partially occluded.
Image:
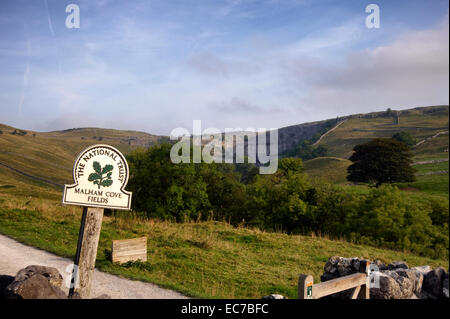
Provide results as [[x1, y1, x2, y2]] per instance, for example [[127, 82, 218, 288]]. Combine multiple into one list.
[[0, 124, 160, 185], [0, 193, 447, 299], [413, 161, 448, 174], [304, 157, 352, 184], [396, 174, 449, 198]]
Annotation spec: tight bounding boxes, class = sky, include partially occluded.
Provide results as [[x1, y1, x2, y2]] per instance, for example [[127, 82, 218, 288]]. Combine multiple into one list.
[[0, 0, 448, 135]]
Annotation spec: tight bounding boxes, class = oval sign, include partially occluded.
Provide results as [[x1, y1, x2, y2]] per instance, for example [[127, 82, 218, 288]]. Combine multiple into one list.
[[62, 144, 132, 210]]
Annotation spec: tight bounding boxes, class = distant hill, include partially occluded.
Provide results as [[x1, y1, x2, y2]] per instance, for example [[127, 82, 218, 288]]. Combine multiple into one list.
[[0, 125, 162, 187], [0, 105, 448, 195], [312, 105, 449, 159]]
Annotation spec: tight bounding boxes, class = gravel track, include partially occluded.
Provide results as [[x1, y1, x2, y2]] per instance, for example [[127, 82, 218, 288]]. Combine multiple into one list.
[[0, 233, 187, 299]]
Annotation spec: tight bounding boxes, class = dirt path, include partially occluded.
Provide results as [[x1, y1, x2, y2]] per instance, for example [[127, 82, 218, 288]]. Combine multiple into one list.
[[0, 234, 187, 299], [313, 119, 348, 146]]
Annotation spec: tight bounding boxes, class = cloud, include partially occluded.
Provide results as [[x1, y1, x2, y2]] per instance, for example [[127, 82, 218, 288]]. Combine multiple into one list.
[[17, 63, 29, 114], [213, 97, 263, 113], [43, 0, 54, 36], [188, 53, 260, 78], [1, 1, 448, 135], [291, 17, 449, 116]]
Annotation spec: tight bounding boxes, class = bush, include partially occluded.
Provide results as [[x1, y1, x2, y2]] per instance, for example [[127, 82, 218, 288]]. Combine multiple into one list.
[[392, 131, 416, 147], [126, 144, 449, 259]]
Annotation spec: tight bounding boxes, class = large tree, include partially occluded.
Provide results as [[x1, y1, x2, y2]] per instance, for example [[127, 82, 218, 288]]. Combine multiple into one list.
[[347, 138, 416, 186]]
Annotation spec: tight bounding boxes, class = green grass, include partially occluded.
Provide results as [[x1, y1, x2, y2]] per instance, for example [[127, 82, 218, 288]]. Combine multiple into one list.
[[413, 161, 448, 174], [0, 124, 160, 185], [413, 152, 449, 162], [397, 174, 449, 198], [318, 106, 449, 159], [0, 197, 447, 299], [304, 157, 352, 184]]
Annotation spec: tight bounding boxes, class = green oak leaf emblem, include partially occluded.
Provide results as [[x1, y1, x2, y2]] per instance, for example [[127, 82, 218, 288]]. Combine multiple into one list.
[[88, 161, 114, 189]]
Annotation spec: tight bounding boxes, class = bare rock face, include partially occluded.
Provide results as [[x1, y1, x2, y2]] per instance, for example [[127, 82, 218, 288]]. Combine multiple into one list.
[[387, 261, 409, 270], [370, 268, 423, 299], [370, 272, 403, 299], [321, 256, 363, 282], [411, 265, 432, 275], [14, 265, 63, 288], [443, 277, 449, 299], [5, 274, 67, 299], [4, 265, 66, 299], [320, 256, 447, 299], [422, 267, 447, 299]]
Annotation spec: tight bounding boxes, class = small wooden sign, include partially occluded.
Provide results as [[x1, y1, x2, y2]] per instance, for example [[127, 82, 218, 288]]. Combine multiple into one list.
[[112, 237, 147, 264], [62, 144, 132, 210]]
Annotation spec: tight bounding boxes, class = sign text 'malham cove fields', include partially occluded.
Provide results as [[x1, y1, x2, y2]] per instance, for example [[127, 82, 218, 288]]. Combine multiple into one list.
[[62, 144, 132, 210]]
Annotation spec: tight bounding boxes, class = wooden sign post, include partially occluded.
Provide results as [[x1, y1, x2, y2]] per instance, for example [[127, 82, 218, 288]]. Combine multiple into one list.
[[62, 144, 132, 298]]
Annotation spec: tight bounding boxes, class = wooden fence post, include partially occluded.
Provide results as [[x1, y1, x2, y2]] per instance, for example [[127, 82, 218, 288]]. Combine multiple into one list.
[[298, 274, 314, 299], [360, 262, 371, 299], [69, 206, 104, 298]]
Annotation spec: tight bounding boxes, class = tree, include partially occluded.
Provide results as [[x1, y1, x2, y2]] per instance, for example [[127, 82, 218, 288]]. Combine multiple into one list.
[[278, 157, 304, 175], [347, 138, 416, 186], [290, 140, 328, 160], [392, 131, 416, 147], [126, 144, 210, 221]]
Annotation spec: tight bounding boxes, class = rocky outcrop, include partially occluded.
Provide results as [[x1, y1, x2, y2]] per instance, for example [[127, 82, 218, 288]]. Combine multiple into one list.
[[2, 265, 114, 299], [4, 265, 66, 299], [320, 256, 449, 299], [422, 267, 447, 299], [13, 265, 63, 288], [370, 268, 423, 299], [5, 274, 67, 299]]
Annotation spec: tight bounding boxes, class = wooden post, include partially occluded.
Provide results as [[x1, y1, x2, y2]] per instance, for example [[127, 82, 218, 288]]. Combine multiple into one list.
[[298, 274, 314, 299], [69, 206, 104, 298], [360, 262, 371, 299]]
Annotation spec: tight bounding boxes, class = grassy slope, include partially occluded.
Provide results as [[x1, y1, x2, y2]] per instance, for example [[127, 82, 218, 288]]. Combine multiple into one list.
[[318, 106, 449, 159], [304, 157, 352, 184], [310, 106, 449, 196], [0, 191, 447, 299], [0, 125, 160, 185]]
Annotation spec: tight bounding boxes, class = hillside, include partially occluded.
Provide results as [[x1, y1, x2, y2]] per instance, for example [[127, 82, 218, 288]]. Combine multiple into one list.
[[303, 157, 352, 184], [0, 105, 449, 299], [301, 105, 449, 195], [0, 125, 162, 187], [1, 105, 448, 196], [314, 105, 449, 159]]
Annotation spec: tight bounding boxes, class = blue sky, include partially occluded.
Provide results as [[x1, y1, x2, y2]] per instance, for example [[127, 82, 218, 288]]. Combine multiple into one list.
[[0, 0, 448, 135]]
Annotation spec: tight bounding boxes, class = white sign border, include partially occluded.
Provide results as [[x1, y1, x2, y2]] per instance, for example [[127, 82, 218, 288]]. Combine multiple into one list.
[[62, 144, 132, 210]]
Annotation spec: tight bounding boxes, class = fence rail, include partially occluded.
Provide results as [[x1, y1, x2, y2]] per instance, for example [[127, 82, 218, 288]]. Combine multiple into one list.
[[298, 269, 370, 299]]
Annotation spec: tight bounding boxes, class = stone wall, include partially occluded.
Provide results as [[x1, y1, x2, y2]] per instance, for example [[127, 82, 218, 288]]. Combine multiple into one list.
[[321, 256, 449, 299]]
